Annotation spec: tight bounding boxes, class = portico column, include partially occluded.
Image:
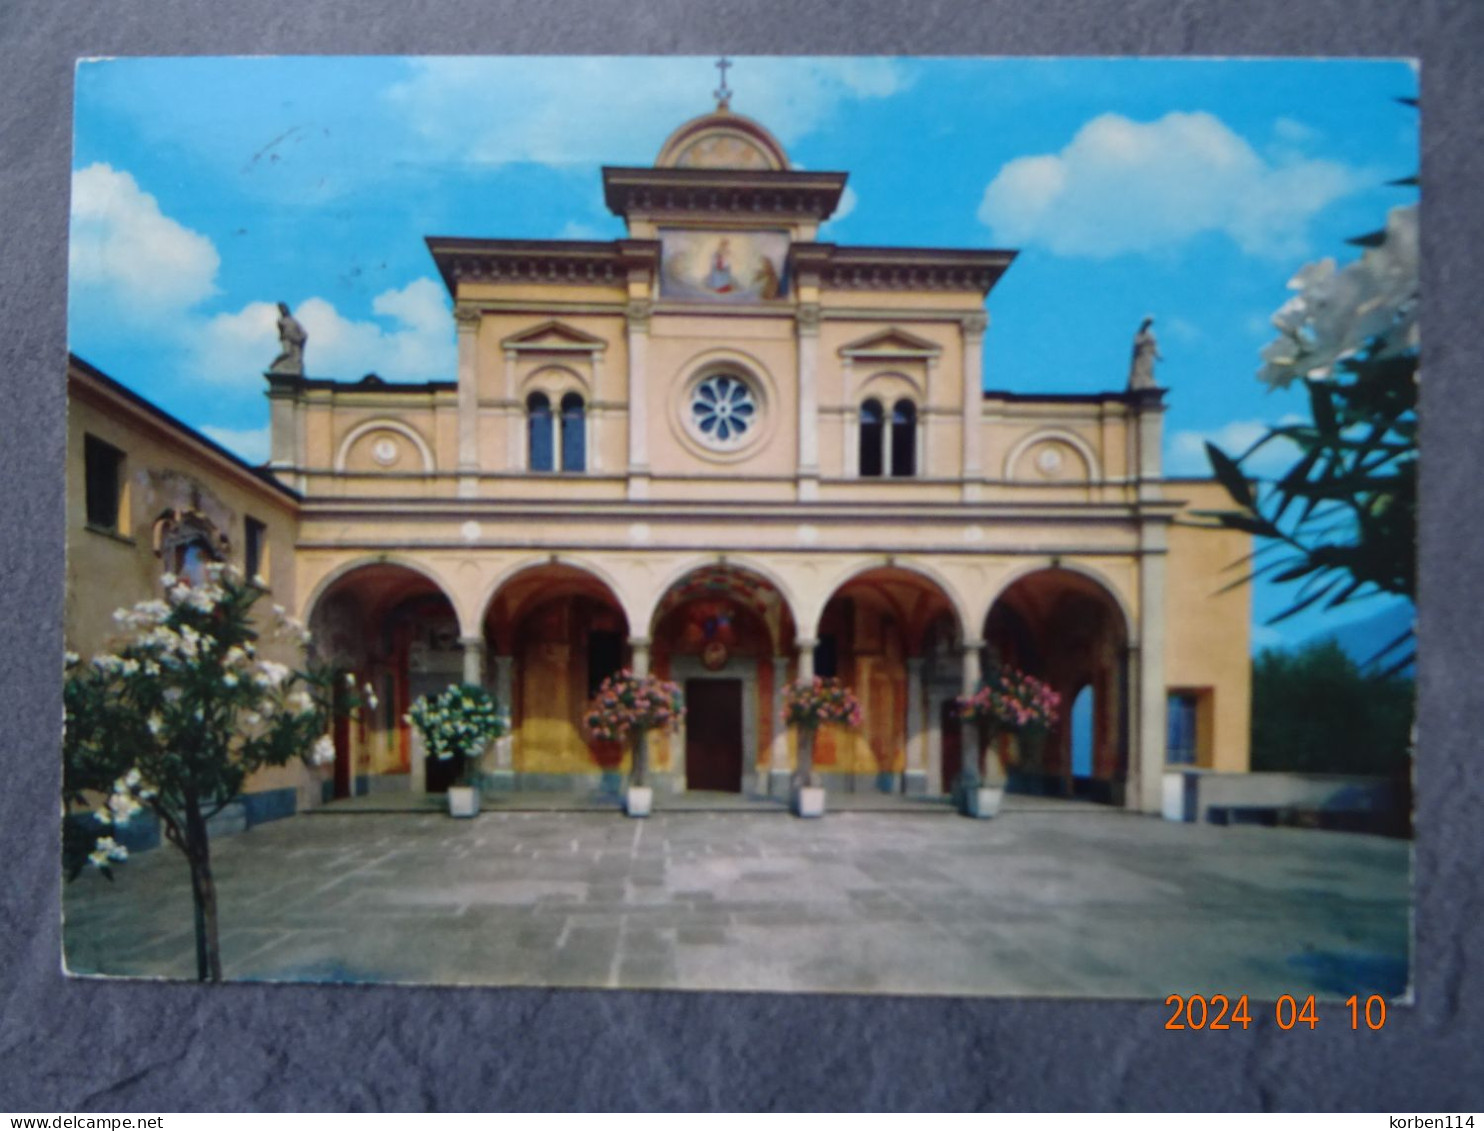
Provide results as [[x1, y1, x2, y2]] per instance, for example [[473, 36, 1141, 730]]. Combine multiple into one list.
[[490, 653, 515, 787], [769, 653, 793, 797], [960, 312, 988, 502], [959, 641, 983, 791], [455, 305, 480, 498], [626, 299, 652, 500], [796, 304, 821, 501], [904, 657, 928, 795], [460, 635, 487, 687], [795, 637, 817, 683], [629, 636, 651, 678]]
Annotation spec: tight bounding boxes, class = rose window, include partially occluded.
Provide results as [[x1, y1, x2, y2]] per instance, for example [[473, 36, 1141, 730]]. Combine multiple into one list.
[[690, 374, 757, 446]]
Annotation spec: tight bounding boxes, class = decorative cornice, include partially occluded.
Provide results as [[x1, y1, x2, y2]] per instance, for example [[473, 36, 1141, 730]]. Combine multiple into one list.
[[426, 237, 659, 296], [453, 304, 481, 328], [790, 244, 1015, 296], [602, 166, 848, 221]]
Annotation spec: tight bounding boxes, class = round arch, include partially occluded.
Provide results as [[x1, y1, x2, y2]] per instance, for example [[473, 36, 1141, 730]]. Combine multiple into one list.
[[1001, 427, 1101, 482], [519, 363, 591, 399], [303, 553, 467, 633], [979, 560, 1136, 647], [333, 419, 436, 474], [642, 554, 802, 648], [810, 556, 972, 646], [476, 553, 639, 638]]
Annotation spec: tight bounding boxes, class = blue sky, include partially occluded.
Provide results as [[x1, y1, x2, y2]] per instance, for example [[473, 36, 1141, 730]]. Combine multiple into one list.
[[68, 55, 1418, 651]]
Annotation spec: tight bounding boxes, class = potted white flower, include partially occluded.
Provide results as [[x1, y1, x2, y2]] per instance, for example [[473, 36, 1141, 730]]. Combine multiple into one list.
[[406, 683, 510, 817]]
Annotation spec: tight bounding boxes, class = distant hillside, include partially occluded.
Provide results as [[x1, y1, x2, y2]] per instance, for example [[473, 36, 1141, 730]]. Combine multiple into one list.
[[1298, 600, 1415, 674]]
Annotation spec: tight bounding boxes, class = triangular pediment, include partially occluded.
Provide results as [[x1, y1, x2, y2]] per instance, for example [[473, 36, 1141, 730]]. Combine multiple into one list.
[[838, 326, 942, 359], [502, 320, 608, 353]]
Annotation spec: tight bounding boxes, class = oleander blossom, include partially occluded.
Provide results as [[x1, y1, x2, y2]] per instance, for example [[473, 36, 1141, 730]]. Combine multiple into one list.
[[583, 671, 686, 742], [781, 677, 863, 731], [955, 664, 1061, 734]]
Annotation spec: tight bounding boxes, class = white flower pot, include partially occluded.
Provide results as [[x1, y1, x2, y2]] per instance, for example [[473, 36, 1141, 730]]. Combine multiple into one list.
[[446, 785, 480, 818], [965, 786, 1003, 819], [793, 785, 826, 818], [624, 785, 653, 818]]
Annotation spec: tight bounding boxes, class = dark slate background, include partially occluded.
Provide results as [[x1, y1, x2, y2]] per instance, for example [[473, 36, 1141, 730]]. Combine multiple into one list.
[[2, 0, 1479, 1112]]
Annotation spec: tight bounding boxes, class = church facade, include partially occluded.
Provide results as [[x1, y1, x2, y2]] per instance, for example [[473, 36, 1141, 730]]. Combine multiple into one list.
[[69, 101, 1251, 816]]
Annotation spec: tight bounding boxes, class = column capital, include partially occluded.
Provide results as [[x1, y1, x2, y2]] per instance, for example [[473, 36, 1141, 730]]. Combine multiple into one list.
[[458, 635, 487, 650], [961, 638, 985, 653], [627, 635, 652, 649], [960, 311, 989, 339], [796, 303, 822, 336], [795, 637, 819, 652], [454, 304, 481, 329], [625, 299, 654, 331]]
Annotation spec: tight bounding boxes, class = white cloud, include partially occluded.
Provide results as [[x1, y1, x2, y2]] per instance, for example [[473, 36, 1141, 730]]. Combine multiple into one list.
[[1166, 417, 1304, 478], [385, 57, 911, 168], [978, 112, 1364, 259], [69, 163, 220, 314], [558, 220, 610, 241], [190, 278, 454, 385], [200, 425, 270, 464], [825, 184, 858, 226]]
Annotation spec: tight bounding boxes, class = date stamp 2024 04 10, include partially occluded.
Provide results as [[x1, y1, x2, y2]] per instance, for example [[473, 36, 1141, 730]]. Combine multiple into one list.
[[1163, 993, 1392, 1031]]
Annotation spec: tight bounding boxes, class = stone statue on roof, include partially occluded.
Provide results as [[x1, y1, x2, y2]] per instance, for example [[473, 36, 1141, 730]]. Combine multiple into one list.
[[1128, 316, 1162, 391], [269, 302, 307, 376]]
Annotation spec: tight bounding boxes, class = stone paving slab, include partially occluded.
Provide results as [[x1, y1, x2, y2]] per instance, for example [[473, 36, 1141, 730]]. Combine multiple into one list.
[[61, 806, 1411, 1000]]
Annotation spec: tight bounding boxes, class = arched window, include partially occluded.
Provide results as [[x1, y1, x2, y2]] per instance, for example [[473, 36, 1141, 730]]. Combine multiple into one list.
[[890, 399, 917, 477], [560, 393, 586, 472], [859, 398, 884, 478], [527, 392, 553, 471]]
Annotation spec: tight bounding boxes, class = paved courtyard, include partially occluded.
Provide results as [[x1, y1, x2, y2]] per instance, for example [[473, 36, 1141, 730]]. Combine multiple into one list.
[[62, 802, 1411, 999]]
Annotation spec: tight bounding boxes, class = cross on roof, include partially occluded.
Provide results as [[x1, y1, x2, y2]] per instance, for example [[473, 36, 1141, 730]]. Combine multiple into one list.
[[713, 56, 733, 110]]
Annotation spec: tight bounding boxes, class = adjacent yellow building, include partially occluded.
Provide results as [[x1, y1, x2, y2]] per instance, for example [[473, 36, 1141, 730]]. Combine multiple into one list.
[[67, 100, 1251, 816]]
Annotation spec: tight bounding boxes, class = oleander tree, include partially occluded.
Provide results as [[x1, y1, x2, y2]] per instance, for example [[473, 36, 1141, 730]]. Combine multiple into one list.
[[584, 671, 685, 788], [63, 563, 354, 982], [954, 664, 1061, 785], [780, 677, 862, 788], [1201, 198, 1417, 676]]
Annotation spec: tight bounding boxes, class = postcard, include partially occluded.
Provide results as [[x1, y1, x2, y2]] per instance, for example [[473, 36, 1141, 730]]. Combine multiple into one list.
[[62, 56, 1417, 1000]]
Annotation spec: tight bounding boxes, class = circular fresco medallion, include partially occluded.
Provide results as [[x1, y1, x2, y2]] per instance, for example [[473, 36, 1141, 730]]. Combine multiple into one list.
[[701, 640, 729, 671], [1035, 445, 1065, 475], [371, 437, 400, 467]]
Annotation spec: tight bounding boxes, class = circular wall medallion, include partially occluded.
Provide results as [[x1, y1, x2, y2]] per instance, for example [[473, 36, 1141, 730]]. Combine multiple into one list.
[[689, 373, 758, 450], [701, 640, 729, 671], [371, 437, 400, 467], [1035, 445, 1065, 475]]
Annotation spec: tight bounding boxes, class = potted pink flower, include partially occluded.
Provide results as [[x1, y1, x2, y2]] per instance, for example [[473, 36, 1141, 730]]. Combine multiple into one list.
[[953, 664, 1060, 818], [780, 677, 863, 818], [584, 670, 685, 817]]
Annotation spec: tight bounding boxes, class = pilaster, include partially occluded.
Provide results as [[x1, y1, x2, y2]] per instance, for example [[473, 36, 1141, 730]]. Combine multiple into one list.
[[455, 305, 480, 498], [904, 656, 928, 795], [796, 303, 821, 501], [626, 299, 652, 500], [960, 311, 988, 502], [1133, 522, 1168, 814]]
